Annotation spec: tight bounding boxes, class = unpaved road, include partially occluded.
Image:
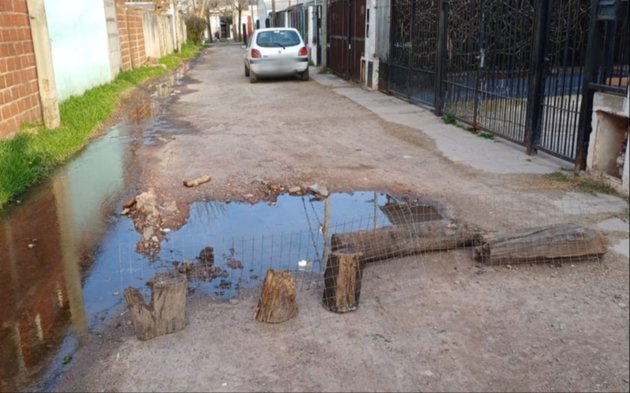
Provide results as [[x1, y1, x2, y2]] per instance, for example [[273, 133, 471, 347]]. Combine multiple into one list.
[[55, 45, 629, 392]]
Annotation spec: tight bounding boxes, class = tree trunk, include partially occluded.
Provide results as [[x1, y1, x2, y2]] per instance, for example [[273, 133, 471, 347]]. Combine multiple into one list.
[[124, 271, 187, 341], [331, 220, 483, 263], [474, 223, 608, 265], [254, 269, 298, 323], [323, 250, 364, 313]]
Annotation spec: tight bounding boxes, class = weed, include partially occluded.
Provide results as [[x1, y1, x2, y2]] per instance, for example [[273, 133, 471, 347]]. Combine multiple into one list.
[[478, 131, 495, 140], [442, 113, 456, 125], [543, 171, 619, 195], [0, 43, 203, 208]]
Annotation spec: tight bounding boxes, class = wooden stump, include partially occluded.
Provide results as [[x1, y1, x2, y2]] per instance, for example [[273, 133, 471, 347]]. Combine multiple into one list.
[[254, 269, 298, 323], [124, 271, 187, 341], [323, 250, 364, 313], [332, 220, 483, 263], [474, 223, 608, 265]]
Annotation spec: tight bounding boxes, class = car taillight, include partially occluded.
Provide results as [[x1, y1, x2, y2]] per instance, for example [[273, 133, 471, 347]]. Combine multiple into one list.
[[251, 49, 262, 58], [298, 47, 308, 57]]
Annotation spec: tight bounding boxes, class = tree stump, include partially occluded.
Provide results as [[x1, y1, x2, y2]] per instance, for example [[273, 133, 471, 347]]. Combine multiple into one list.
[[474, 223, 608, 265], [124, 271, 187, 340], [254, 269, 298, 323], [322, 250, 364, 313]]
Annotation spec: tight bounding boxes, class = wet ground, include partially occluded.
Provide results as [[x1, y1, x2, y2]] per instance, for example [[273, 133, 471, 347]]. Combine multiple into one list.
[[0, 67, 193, 391], [0, 81, 433, 390], [2, 46, 629, 392]]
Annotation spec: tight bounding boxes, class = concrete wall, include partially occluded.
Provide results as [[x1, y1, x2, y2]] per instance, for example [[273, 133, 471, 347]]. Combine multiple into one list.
[[0, 0, 42, 138], [586, 91, 630, 195], [104, 0, 122, 78], [44, 0, 112, 101], [141, 10, 174, 59]]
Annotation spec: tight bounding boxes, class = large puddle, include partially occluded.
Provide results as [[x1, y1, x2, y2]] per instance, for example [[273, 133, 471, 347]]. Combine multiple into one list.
[[0, 66, 445, 390]]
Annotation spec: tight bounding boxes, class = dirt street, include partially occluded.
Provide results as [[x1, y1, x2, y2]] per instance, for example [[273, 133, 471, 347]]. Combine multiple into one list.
[[55, 45, 629, 392]]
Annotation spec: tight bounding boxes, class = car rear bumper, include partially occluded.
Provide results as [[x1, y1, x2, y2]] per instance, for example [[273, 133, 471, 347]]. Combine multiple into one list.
[[249, 58, 308, 76]]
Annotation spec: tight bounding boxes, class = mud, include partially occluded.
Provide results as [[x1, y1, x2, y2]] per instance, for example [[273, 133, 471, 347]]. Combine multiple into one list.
[[10, 45, 630, 391]]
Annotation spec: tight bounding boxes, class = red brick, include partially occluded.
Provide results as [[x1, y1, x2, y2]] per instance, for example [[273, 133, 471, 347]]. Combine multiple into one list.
[[13, 0, 27, 13]]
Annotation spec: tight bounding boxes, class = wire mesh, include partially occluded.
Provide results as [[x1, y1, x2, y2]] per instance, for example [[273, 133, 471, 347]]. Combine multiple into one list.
[[115, 191, 622, 314]]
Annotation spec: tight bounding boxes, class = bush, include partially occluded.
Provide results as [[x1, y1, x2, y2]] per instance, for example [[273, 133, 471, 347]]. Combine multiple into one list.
[[186, 16, 207, 45]]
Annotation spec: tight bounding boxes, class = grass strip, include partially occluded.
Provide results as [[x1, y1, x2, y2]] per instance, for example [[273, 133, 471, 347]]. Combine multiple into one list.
[[0, 43, 202, 208]]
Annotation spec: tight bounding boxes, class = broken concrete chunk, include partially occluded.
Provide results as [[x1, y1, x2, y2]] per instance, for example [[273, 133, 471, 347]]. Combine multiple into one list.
[[183, 175, 212, 188], [197, 246, 214, 266], [227, 259, 244, 269], [123, 196, 137, 209], [288, 186, 302, 195], [308, 183, 329, 198]]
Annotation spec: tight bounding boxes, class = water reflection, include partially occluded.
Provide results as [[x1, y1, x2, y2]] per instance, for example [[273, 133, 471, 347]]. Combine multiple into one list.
[[0, 94, 156, 391]]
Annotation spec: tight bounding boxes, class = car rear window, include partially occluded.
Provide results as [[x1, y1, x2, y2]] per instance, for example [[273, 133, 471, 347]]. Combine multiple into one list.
[[256, 30, 301, 48]]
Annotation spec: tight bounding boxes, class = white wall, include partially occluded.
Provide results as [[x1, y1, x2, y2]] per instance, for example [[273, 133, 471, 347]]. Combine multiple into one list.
[[44, 0, 113, 100]]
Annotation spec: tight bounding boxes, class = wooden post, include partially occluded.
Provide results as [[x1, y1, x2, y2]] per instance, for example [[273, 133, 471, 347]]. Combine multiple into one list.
[[124, 271, 187, 340], [474, 223, 608, 265], [254, 269, 298, 323], [322, 250, 363, 313]]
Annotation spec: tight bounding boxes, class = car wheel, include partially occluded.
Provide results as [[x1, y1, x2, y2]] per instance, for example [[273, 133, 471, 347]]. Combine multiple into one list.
[[249, 70, 258, 84], [244, 64, 249, 77], [300, 68, 309, 81]]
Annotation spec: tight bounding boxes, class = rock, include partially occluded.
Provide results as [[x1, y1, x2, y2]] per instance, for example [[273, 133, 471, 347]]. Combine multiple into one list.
[[218, 279, 231, 289], [151, 236, 159, 243], [208, 266, 223, 279], [162, 201, 178, 213], [27, 243, 36, 249], [197, 246, 214, 265], [229, 298, 239, 305], [160, 228, 171, 233], [178, 261, 193, 274], [121, 208, 131, 216], [123, 196, 137, 209], [183, 175, 212, 188], [227, 259, 244, 269], [243, 193, 254, 199], [288, 186, 302, 195], [307, 183, 329, 198]]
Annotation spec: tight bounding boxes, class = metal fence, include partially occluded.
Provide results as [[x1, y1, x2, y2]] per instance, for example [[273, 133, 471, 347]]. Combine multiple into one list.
[[380, 0, 629, 165]]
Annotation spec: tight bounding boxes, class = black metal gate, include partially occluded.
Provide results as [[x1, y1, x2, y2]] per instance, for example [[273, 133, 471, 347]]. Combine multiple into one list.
[[329, 0, 366, 81], [382, 0, 629, 163]]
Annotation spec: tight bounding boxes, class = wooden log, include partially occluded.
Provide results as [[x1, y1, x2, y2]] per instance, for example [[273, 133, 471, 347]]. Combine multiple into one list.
[[124, 271, 187, 341], [254, 269, 298, 323], [322, 250, 364, 313], [473, 223, 608, 265], [331, 220, 483, 263]]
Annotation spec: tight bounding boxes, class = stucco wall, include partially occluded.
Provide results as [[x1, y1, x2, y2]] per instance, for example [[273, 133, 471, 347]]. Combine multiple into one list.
[[44, 0, 112, 100]]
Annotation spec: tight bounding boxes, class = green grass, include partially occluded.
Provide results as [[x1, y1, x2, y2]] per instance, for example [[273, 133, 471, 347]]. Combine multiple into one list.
[[442, 113, 456, 125], [477, 131, 495, 140], [0, 43, 202, 208]]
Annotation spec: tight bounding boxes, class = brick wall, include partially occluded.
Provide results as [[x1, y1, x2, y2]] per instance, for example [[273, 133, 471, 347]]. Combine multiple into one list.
[[116, 0, 146, 71], [0, 0, 42, 138]]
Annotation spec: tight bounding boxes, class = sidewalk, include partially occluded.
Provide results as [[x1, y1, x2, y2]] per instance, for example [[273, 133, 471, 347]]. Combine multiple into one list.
[[312, 71, 565, 175]]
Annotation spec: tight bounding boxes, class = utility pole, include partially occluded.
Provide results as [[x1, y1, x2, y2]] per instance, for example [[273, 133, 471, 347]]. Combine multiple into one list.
[[271, 0, 276, 27], [321, 0, 327, 68]]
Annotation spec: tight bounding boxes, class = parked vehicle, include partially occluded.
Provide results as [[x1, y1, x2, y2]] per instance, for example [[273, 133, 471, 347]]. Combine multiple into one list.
[[243, 28, 309, 83]]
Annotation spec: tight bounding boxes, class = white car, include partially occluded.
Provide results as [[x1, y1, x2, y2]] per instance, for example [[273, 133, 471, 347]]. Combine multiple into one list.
[[244, 28, 309, 83]]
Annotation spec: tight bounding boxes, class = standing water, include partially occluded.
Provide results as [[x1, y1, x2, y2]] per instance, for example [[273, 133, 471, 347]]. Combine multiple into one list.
[[0, 68, 440, 390]]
